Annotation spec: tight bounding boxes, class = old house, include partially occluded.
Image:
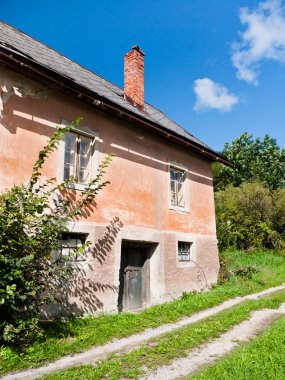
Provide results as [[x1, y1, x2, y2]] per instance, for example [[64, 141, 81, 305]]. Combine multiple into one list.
[[0, 21, 230, 315]]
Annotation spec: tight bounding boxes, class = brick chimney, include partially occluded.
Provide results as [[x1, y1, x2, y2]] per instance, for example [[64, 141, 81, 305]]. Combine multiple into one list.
[[124, 46, 145, 110]]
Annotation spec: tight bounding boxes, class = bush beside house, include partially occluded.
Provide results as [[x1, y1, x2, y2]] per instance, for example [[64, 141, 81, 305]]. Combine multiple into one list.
[[214, 133, 285, 251]]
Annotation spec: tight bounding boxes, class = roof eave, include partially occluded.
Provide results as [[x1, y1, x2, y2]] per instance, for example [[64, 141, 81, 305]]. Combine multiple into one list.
[[0, 47, 233, 167]]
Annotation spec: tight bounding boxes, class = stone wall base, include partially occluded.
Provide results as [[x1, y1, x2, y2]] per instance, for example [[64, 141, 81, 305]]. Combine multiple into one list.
[[42, 222, 219, 318]]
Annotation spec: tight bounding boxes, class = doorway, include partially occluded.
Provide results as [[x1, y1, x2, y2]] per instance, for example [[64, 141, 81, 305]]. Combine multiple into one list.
[[118, 241, 150, 312]]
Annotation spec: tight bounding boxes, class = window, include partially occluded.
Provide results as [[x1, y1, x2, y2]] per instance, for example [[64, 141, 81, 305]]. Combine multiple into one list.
[[170, 166, 185, 208], [64, 132, 93, 184], [60, 232, 88, 261], [58, 122, 99, 191], [178, 241, 191, 262]]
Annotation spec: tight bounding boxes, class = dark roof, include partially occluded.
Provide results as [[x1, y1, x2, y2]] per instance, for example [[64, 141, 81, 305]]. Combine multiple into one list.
[[0, 21, 228, 163]]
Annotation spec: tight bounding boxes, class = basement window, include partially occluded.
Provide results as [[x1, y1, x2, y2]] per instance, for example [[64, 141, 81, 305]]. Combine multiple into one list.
[[60, 232, 88, 261], [178, 241, 191, 262], [63, 132, 93, 184]]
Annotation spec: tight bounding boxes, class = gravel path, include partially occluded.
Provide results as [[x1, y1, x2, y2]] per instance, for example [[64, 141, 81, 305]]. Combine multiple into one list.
[[1, 284, 285, 380], [142, 303, 285, 380]]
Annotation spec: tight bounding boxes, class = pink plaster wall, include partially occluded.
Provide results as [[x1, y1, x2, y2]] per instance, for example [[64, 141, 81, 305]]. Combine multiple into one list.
[[0, 66, 216, 238], [0, 66, 221, 313]]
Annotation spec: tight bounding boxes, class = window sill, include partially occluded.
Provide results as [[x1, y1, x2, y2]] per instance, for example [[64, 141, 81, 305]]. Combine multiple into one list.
[[64, 182, 87, 192], [169, 205, 189, 213], [176, 261, 195, 268]]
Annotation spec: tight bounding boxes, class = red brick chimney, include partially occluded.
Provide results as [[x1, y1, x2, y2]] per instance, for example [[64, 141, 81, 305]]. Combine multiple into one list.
[[124, 46, 145, 110]]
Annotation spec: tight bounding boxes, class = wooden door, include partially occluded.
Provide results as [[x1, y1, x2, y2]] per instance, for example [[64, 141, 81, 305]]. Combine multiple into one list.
[[118, 245, 148, 311]]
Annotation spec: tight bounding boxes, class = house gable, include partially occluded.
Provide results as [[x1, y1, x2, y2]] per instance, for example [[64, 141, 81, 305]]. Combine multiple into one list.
[[0, 23, 220, 315]]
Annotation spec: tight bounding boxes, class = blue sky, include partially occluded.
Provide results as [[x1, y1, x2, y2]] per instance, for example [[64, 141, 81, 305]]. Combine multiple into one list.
[[2, 0, 285, 151]]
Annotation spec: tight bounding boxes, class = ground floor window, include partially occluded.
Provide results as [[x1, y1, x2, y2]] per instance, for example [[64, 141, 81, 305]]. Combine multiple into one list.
[[60, 232, 88, 261], [178, 241, 191, 262]]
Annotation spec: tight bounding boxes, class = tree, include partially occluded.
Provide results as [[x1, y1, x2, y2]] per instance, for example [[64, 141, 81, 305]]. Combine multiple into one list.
[[215, 182, 284, 251], [213, 133, 285, 191], [0, 119, 113, 344]]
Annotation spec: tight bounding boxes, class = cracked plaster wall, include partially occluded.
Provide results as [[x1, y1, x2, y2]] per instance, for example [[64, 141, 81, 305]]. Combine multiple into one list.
[[0, 65, 219, 314]]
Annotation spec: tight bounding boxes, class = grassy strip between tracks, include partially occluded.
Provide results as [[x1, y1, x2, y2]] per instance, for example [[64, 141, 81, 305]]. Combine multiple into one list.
[[42, 290, 285, 379], [190, 315, 285, 380]]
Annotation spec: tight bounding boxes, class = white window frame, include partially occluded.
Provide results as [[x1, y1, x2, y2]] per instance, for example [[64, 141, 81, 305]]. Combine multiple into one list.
[[59, 221, 96, 269], [176, 233, 197, 268], [168, 161, 189, 212], [177, 241, 192, 262], [60, 232, 88, 262], [58, 121, 99, 191]]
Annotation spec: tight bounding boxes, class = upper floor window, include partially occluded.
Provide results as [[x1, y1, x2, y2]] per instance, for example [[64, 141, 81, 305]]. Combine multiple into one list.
[[64, 132, 93, 184], [170, 166, 185, 208], [58, 122, 99, 191]]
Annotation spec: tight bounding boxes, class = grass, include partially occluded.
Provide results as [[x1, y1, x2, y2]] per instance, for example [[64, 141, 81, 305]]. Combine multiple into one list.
[[41, 290, 285, 379], [190, 315, 285, 380], [0, 249, 284, 376]]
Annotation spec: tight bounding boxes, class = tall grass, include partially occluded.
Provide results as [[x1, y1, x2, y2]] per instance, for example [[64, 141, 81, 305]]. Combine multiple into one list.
[[0, 249, 284, 375]]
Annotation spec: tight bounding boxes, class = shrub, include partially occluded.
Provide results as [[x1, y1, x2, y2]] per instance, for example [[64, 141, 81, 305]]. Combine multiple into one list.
[[0, 119, 113, 345], [215, 182, 284, 251], [272, 188, 285, 244]]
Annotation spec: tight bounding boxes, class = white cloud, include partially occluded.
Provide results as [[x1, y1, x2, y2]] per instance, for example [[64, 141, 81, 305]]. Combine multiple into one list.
[[193, 78, 239, 112], [232, 0, 285, 85]]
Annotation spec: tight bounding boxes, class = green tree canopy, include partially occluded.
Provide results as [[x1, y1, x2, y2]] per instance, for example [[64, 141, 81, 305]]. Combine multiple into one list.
[[213, 132, 285, 191]]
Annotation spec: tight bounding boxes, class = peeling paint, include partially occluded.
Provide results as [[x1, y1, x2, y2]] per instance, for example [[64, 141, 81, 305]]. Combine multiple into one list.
[[13, 86, 23, 97], [0, 66, 49, 118]]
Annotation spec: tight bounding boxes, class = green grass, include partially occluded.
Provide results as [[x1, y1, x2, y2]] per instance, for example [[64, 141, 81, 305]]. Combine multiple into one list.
[[41, 290, 285, 379], [0, 249, 284, 376], [190, 316, 285, 380]]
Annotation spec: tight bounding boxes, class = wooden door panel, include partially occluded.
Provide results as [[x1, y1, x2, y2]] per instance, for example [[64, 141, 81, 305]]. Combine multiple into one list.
[[119, 245, 148, 311], [126, 266, 142, 310]]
